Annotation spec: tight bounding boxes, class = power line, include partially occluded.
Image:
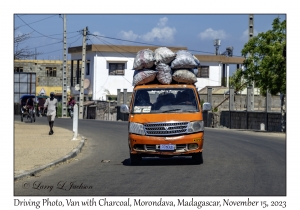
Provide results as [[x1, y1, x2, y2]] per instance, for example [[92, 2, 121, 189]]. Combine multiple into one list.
[[90, 33, 168, 48], [27, 41, 63, 49], [29, 31, 79, 39], [16, 14, 57, 28], [16, 15, 62, 40], [68, 34, 82, 47], [40, 48, 62, 55], [89, 32, 243, 57], [89, 33, 216, 55], [91, 35, 135, 61]]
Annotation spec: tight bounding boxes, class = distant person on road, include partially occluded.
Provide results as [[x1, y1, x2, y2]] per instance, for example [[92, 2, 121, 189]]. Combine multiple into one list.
[[44, 92, 58, 135], [67, 96, 76, 117], [26, 97, 35, 112], [37, 97, 46, 116]]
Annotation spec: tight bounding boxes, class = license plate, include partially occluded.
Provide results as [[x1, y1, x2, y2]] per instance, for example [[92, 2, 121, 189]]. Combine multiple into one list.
[[160, 144, 175, 150]]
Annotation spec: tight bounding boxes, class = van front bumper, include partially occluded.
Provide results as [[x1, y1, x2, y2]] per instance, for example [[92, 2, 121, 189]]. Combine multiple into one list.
[[128, 132, 204, 156]]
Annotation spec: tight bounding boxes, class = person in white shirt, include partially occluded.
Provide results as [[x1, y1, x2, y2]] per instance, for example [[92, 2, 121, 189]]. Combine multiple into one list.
[[44, 92, 58, 135]]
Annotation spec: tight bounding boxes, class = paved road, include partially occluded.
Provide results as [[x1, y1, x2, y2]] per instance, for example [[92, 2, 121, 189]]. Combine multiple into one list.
[[14, 117, 286, 196]]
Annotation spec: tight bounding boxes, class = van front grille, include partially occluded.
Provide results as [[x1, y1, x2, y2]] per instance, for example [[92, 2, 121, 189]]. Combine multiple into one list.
[[145, 144, 187, 151], [144, 122, 188, 136]]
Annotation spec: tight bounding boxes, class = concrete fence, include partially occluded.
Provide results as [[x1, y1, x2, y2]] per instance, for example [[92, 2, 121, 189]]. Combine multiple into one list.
[[203, 110, 284, 132], [199, 94, 282, 112]]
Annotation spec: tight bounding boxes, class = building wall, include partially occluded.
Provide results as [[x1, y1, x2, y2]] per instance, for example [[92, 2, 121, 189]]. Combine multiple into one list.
[[14, 60, 72, 98], [195, 62, 222, 90], [94, 52, 135, 100]]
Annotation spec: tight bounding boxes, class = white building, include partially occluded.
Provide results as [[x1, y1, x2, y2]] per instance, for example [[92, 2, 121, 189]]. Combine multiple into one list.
[[68, 44, 244, 100]]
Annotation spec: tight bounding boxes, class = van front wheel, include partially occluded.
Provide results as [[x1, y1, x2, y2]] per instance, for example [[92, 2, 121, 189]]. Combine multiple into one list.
[[192, 152, 203, 164], [130, 153, 142, 165]]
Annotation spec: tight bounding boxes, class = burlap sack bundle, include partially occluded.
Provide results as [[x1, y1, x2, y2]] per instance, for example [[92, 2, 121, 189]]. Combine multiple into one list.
[[172, 69, 197, 84], [156, 63, 172, 85], [154, 47, 176, 65], [171, 50, 198, 69], [132, 69, 157, 86], [133, 49, 155, 70]]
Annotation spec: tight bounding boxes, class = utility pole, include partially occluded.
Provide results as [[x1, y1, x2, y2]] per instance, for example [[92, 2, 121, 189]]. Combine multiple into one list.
[[62, 14, 68, 118], [249, 14, 254, 111], [79, 27, 87, 119]]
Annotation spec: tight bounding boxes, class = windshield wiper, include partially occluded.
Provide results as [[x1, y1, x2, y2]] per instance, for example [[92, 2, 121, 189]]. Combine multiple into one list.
[[162, 109, 182, 113]]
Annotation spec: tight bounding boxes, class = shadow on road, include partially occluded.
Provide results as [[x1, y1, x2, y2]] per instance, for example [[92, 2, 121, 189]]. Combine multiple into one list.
[[122, 157, 202, 166]]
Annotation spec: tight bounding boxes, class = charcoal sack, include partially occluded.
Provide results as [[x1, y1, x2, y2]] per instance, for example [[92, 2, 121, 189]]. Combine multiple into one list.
[[133, 49, 155, 70], [172, 69, 197, 84], [171, 50, 198, 69], [154, 47, 176, 65], [193, 55, 200, 67], [156, 63, 173, 85], [132, 69, 157, 86]]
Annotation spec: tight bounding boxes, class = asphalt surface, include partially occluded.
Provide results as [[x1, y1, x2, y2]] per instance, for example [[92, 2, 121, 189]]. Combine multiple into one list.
[[14, 116, 85, 181], [14, 116, 286, 196]]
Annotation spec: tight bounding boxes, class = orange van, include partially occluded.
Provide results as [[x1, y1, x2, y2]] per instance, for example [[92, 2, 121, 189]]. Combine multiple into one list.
[[121, 83, 212, 165]]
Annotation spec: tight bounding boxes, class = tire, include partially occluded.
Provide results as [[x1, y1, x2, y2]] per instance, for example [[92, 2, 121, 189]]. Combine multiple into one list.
[[21, 115, 23, 122], [130, 153, 142, 165], [192, 152, 203, 164]]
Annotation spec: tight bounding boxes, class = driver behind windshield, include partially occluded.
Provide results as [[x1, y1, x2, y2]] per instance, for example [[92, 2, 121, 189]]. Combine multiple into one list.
[[134, 90, 152, 106]]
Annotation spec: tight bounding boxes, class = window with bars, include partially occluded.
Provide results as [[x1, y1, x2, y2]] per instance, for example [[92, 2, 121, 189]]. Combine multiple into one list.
[[109, 63, 125, 75], [46, 67, 57, 77], [14, 67, 23, 72], [196, 66, 209, 78]]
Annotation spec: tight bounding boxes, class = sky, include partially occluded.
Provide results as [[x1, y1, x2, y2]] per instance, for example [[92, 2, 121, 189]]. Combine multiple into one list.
[[14, 14, 286, 75], [5, 0, 300, 209]]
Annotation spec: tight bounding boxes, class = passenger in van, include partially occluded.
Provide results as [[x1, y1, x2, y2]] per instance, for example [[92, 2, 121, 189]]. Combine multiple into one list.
[[153, 93, 175, 110], [135, 90, 152, 106], [176, 90, 193, 105]]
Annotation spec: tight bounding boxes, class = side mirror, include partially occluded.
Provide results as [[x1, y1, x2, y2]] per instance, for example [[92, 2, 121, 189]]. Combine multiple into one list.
[[120, 104, 129, 114], [202, 102, 212, 111]]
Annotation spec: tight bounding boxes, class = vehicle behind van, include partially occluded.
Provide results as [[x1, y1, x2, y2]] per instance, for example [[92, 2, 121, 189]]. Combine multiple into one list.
[[121, 83, 212, 165]]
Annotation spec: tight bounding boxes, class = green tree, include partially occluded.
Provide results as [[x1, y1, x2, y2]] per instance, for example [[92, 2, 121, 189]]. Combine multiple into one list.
[[229, 68, 248, 93], [240, 17, 286, 96], [237, 17, 286, 132]]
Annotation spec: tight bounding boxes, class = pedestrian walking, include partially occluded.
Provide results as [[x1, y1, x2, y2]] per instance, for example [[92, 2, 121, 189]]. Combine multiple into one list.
[[44, 92, 58, 135], [37, 97, 46, 117]]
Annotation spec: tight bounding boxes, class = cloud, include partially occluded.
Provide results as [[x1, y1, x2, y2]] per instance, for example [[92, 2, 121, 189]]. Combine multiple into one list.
[[89, 31, 106, 44], [93, 31, 105, 36], [157, 17, 168, 27], [119, 17, 176, 44], [119, 30, 140, 41], [198, 28, 228, 40], [141, 17, 176, 43], [15, 30, 23, 37], [240, 29, 258, 41]]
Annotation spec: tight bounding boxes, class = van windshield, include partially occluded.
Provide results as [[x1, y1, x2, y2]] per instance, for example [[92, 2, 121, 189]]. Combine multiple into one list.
[[132, 88, 199, 114]]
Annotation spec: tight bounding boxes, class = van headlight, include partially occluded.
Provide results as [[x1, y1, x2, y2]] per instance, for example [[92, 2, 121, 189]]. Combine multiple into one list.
[[129, 122, 145, 135], [187, 121, 204, 133]]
